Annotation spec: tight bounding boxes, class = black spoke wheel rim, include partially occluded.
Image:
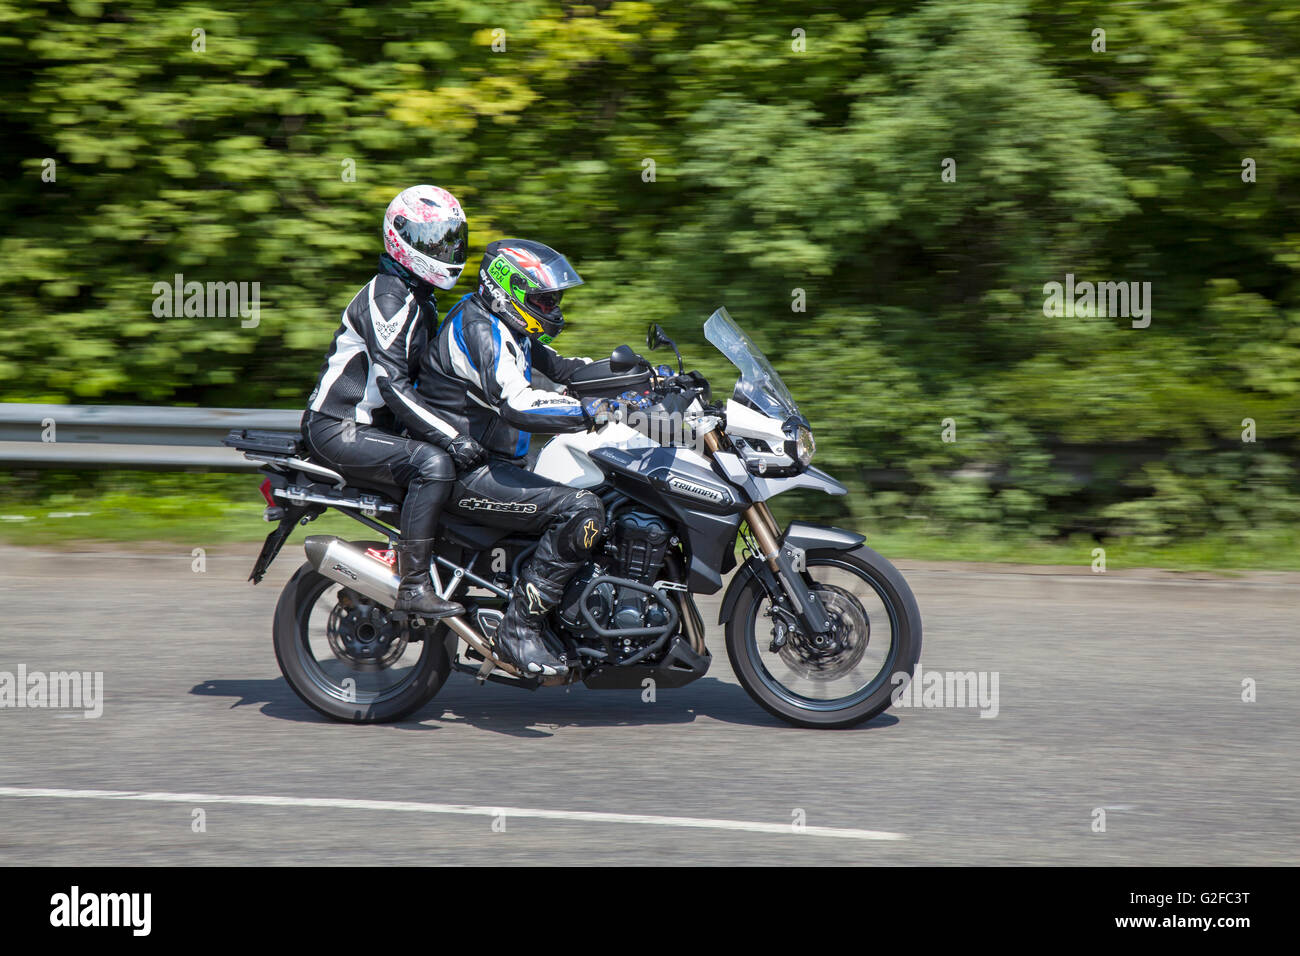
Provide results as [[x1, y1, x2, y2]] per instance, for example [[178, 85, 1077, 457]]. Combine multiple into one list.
[[295, 576, 430, 706], [743, 556, 900, 712]]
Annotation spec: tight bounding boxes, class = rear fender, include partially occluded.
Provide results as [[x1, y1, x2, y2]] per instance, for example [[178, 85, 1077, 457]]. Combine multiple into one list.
[[249, 502, 322, 583]]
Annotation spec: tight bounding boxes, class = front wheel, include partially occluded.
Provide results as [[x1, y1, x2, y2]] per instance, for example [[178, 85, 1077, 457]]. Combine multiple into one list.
[[725, 546, 922, 729], [273, 556, 455, 723]]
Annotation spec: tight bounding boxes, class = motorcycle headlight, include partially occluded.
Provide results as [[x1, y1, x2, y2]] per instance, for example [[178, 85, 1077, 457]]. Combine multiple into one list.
[[795, 426, 815, 467]]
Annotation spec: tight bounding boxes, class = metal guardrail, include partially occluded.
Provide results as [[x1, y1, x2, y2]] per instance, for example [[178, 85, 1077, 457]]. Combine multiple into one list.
[[0, 403, 301, 470], [4, 403, 1289, 483]]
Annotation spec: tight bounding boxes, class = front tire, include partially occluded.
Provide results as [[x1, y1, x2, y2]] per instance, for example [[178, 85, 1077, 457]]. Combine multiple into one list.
[[273, 557, 455, 723], [725, 545, 922, 729]]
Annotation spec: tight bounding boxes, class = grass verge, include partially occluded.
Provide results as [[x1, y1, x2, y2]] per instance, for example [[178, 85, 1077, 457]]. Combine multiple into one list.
[[1, 474, 1296, 571]]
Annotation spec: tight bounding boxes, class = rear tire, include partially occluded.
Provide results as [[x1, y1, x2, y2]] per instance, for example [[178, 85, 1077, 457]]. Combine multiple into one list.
[[725, 545, 922, 729], [273, 558, 455, 723]]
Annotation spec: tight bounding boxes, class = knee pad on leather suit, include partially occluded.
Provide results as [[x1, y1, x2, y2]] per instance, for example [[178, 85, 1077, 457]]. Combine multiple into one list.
[[557, 503, 606, 561], [524, 492, 606, 599]]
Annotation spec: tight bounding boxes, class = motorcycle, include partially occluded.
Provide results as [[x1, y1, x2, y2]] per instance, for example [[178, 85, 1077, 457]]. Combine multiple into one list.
[[224, 307, 921, 728]]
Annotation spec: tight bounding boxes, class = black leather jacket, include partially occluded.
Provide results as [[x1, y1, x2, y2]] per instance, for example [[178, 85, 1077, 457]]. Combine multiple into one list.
[[417, 292, 591, 460]]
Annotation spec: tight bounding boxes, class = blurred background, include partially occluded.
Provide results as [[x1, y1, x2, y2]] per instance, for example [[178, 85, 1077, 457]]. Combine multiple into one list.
[[1, 0, 1297, 568]]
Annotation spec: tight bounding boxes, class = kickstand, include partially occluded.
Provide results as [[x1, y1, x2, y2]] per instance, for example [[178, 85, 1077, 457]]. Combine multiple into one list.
[[476, 655, 497, 683]]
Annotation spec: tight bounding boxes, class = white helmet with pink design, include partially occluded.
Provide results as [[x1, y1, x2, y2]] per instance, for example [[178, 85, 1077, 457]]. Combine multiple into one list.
[[382, 185, 469, 291]]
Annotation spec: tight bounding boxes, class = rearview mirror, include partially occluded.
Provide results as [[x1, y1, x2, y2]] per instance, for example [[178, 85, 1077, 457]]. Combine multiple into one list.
[[645, 323, 683, 374]]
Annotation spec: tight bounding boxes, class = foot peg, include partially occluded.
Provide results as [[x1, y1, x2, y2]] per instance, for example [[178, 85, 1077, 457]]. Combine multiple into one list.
[[390, 610, 436, 626]]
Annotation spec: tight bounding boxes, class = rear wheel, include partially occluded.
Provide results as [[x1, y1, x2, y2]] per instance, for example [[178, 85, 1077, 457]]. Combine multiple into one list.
[[273, 556, 455, 723], [725, 546, 921, 729]]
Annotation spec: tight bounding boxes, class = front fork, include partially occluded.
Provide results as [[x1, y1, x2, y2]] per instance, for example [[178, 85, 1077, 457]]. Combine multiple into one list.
[[703, 429, 832, 637], [740, 501, 832, 636]]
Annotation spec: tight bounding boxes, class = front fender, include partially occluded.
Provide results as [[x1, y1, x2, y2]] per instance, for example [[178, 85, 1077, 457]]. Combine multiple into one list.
[[782, 521, 865, 553], [717, 523, 866, 625], [717, 557, 762, 627], [747, 467, 848, 502]]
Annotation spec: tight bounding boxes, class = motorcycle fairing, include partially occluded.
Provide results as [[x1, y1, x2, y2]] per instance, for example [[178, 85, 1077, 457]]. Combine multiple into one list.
[[589, 445, 743, 594]]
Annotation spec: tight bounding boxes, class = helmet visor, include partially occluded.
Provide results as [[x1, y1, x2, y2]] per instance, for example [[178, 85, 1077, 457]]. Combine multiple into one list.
[[525, 289, 563, 316], [397, 217, 468, 264]]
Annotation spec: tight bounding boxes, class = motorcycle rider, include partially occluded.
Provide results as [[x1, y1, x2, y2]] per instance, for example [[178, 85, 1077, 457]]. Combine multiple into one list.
[[418, 239, 611, 677], [301, 184, 483, 620]]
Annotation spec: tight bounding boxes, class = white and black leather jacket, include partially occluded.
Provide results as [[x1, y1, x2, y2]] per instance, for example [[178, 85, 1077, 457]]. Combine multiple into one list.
[[305, 255, 458, 446]]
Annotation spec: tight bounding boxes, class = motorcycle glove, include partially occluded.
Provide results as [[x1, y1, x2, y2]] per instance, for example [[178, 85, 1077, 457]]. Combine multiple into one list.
[[444, 434, 487, 472], [582, 398, 620, 429]]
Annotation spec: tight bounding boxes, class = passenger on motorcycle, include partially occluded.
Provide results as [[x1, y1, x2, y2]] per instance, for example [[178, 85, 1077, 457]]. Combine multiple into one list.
[[301, 184, 477, 621]]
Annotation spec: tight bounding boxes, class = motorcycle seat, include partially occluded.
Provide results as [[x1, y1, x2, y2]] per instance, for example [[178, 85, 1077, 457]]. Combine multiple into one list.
[[228, 428, 511, 551]]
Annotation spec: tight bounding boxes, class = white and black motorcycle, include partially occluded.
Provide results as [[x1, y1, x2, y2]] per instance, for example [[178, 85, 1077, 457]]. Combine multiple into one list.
[[225, 308, 921, 728]]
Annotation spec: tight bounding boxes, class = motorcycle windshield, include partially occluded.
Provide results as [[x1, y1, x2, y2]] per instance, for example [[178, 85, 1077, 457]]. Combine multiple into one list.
[[703, 307, 802, 421]]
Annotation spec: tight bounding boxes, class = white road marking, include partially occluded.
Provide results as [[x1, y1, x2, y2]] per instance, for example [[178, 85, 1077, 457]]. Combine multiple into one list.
[[0, 786, 906, 841]]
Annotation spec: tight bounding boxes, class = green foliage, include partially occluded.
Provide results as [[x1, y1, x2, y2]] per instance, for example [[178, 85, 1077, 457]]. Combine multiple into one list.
[[1, 0, 1297, 550]]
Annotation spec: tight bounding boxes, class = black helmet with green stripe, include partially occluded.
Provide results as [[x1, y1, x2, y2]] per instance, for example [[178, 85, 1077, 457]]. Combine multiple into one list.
[[475, 239, 584, 345]]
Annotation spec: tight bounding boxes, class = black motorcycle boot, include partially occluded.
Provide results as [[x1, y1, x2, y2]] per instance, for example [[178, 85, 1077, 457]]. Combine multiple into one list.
[[495, 574, 568, 677], [393, 538, 464, 620]]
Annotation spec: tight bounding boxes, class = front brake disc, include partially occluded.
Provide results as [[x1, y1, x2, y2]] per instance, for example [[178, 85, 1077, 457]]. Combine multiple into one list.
[[777, 584, 869, 681]]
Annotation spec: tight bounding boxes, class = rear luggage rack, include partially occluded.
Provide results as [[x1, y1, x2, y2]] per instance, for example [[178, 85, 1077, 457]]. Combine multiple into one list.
[[274, 483, 399, 518], [222, 428, 303, 455], [223, 428, 346, 488], [247, 454, 346, 488]]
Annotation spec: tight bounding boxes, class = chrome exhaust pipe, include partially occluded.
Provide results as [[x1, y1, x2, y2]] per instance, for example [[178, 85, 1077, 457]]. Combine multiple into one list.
[[303, 535, 529, 680], [303, 535, 399, 606]]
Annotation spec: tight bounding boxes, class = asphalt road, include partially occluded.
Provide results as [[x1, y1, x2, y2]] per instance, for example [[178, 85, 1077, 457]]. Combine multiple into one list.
[[1, 542, 1296, 865]]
